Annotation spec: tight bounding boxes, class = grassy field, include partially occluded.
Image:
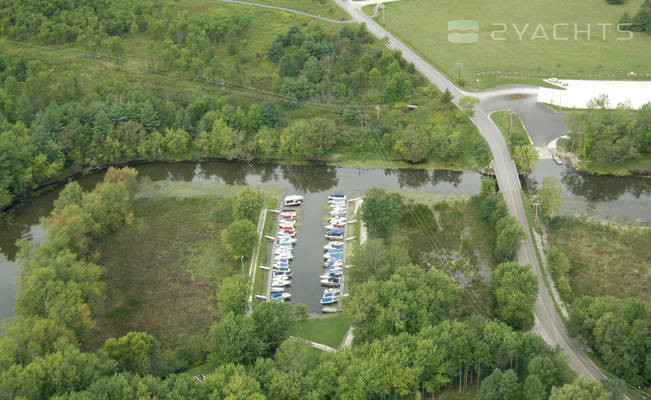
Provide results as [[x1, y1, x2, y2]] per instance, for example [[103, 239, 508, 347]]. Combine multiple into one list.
[[287, 314, 350, 348], [377, 0, 651, 89], [548, 216, 650, 301], [94, 181, 282, 347]]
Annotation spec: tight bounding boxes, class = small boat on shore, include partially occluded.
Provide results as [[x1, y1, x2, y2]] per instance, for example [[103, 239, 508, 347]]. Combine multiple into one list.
[[284, 195, 304, 207]]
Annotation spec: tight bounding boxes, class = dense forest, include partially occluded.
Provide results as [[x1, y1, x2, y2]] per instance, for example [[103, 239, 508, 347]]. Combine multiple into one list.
[[0, 0, 489, 211]]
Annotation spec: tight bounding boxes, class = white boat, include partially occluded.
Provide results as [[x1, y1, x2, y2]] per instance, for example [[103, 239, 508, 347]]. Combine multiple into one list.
[[325, 223, 345, 230], [329, 210, 346, 217], [323, 252, 343, 259], [271, 279, 291, 287], [270, 286, 285, 292], [274, 248, 294, 255], [323, 260, 344, 268], [328, 194, 346, 201], [320, 272, 343, 279], [325, 266, 343, 272], [324, 241, 344, 249], [284, 195, 304, 207], [277, 237, 297, 244], [329, 217, 346, 224], [279, 221, 296, 228], [270, 292, 291, 300], [324, 288, 341, 294], [320, 277, 341, 287]]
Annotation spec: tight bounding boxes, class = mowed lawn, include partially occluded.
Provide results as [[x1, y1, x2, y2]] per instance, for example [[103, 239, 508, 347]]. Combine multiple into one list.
[[379, 0, 651, 88], [549, 217, 651, 302], [288, 314, 351, 348]]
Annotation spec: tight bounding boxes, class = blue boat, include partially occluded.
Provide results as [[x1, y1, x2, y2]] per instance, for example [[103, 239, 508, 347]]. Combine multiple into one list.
[[323, 251, 343, 259], [320, 270, 343, 278], [320, 293, 339, 305], [326, 229, 344, 235], [273, 271, 293, 278]]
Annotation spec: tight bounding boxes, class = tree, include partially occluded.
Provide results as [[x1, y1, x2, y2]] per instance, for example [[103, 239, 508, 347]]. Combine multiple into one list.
[[208, 313, 263, 366], [493, 216, 525, 262], [251, 301, 294, 356], [345, 265, 459, 342], [218, 274, 250, 316], [280, 118, 336, 159], [549, 377, 610, 400], [361, 188, 402, 237], [233, 188, 265, 223], [539, 176, 563, 219], [526, 353, 572, 398], [513, 144, 538, 172], [105, 36, 124, 64], [349, 239, 410, 284], [631, 0, 651, 32], [103, 332, 160, 376], [293, 304, 309, 323], [459, 96, 479, 117], [394, 124, 431, 163], [222, 219, 258, 260], [491, 262, 538, 329], [479, 177, 496, 199], [476, 368, 520, 400]]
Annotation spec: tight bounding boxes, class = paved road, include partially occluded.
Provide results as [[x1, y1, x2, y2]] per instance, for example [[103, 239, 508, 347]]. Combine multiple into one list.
[[218, 0, 354, 23], [334, 0, 606, 380], [476, 86, 570, 146]]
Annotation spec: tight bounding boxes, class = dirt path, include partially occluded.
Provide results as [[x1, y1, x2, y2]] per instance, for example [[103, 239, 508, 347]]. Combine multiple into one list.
[[218, 0, 354, 23]]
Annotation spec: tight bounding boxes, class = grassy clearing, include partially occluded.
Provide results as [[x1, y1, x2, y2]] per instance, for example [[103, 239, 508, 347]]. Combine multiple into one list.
[[288, 314, 350, 348], [94, 181, 282, 348], [548, 216, 651, 301], [378, 0, 651, 89]]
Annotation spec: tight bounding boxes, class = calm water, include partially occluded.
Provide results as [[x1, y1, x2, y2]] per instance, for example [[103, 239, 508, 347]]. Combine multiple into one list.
[[0, 160, 649, 318]]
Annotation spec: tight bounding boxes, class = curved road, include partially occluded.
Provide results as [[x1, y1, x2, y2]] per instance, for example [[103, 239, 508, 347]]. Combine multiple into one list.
[[218, 0, 355, 23], [333, 0, 606, 381]]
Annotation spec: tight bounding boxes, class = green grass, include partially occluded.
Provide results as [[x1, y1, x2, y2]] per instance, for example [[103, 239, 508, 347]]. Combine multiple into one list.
[[548, 216, 651, 302], [490, 111, 531, 147], [94, 181, 282, 348], [288, 314, 350, 348], [378, 0, 651, 89]]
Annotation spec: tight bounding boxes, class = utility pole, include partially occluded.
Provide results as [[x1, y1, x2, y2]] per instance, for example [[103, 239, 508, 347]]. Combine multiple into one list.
[[508, 108, 513, 137], [456, 62, 462, 82]]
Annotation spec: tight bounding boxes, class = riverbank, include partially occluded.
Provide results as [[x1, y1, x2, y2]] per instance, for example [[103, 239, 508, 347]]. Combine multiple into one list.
[[0, 155, 487, 217], [555, 139, 651, 177], [93, 181, 282, 348]]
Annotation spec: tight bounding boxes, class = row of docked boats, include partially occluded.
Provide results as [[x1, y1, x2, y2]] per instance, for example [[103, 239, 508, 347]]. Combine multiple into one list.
[[269, 195, 305, 301], [320, 194, 347, 309]]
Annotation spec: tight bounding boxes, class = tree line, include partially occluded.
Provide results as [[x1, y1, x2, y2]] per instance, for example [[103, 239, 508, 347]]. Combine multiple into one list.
[[0, 18, 489, 211], [566, 98, 651, 164]]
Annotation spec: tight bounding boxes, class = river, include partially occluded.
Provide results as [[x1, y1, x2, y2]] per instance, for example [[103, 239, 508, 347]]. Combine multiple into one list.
[[1, 160, 649, 319]]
